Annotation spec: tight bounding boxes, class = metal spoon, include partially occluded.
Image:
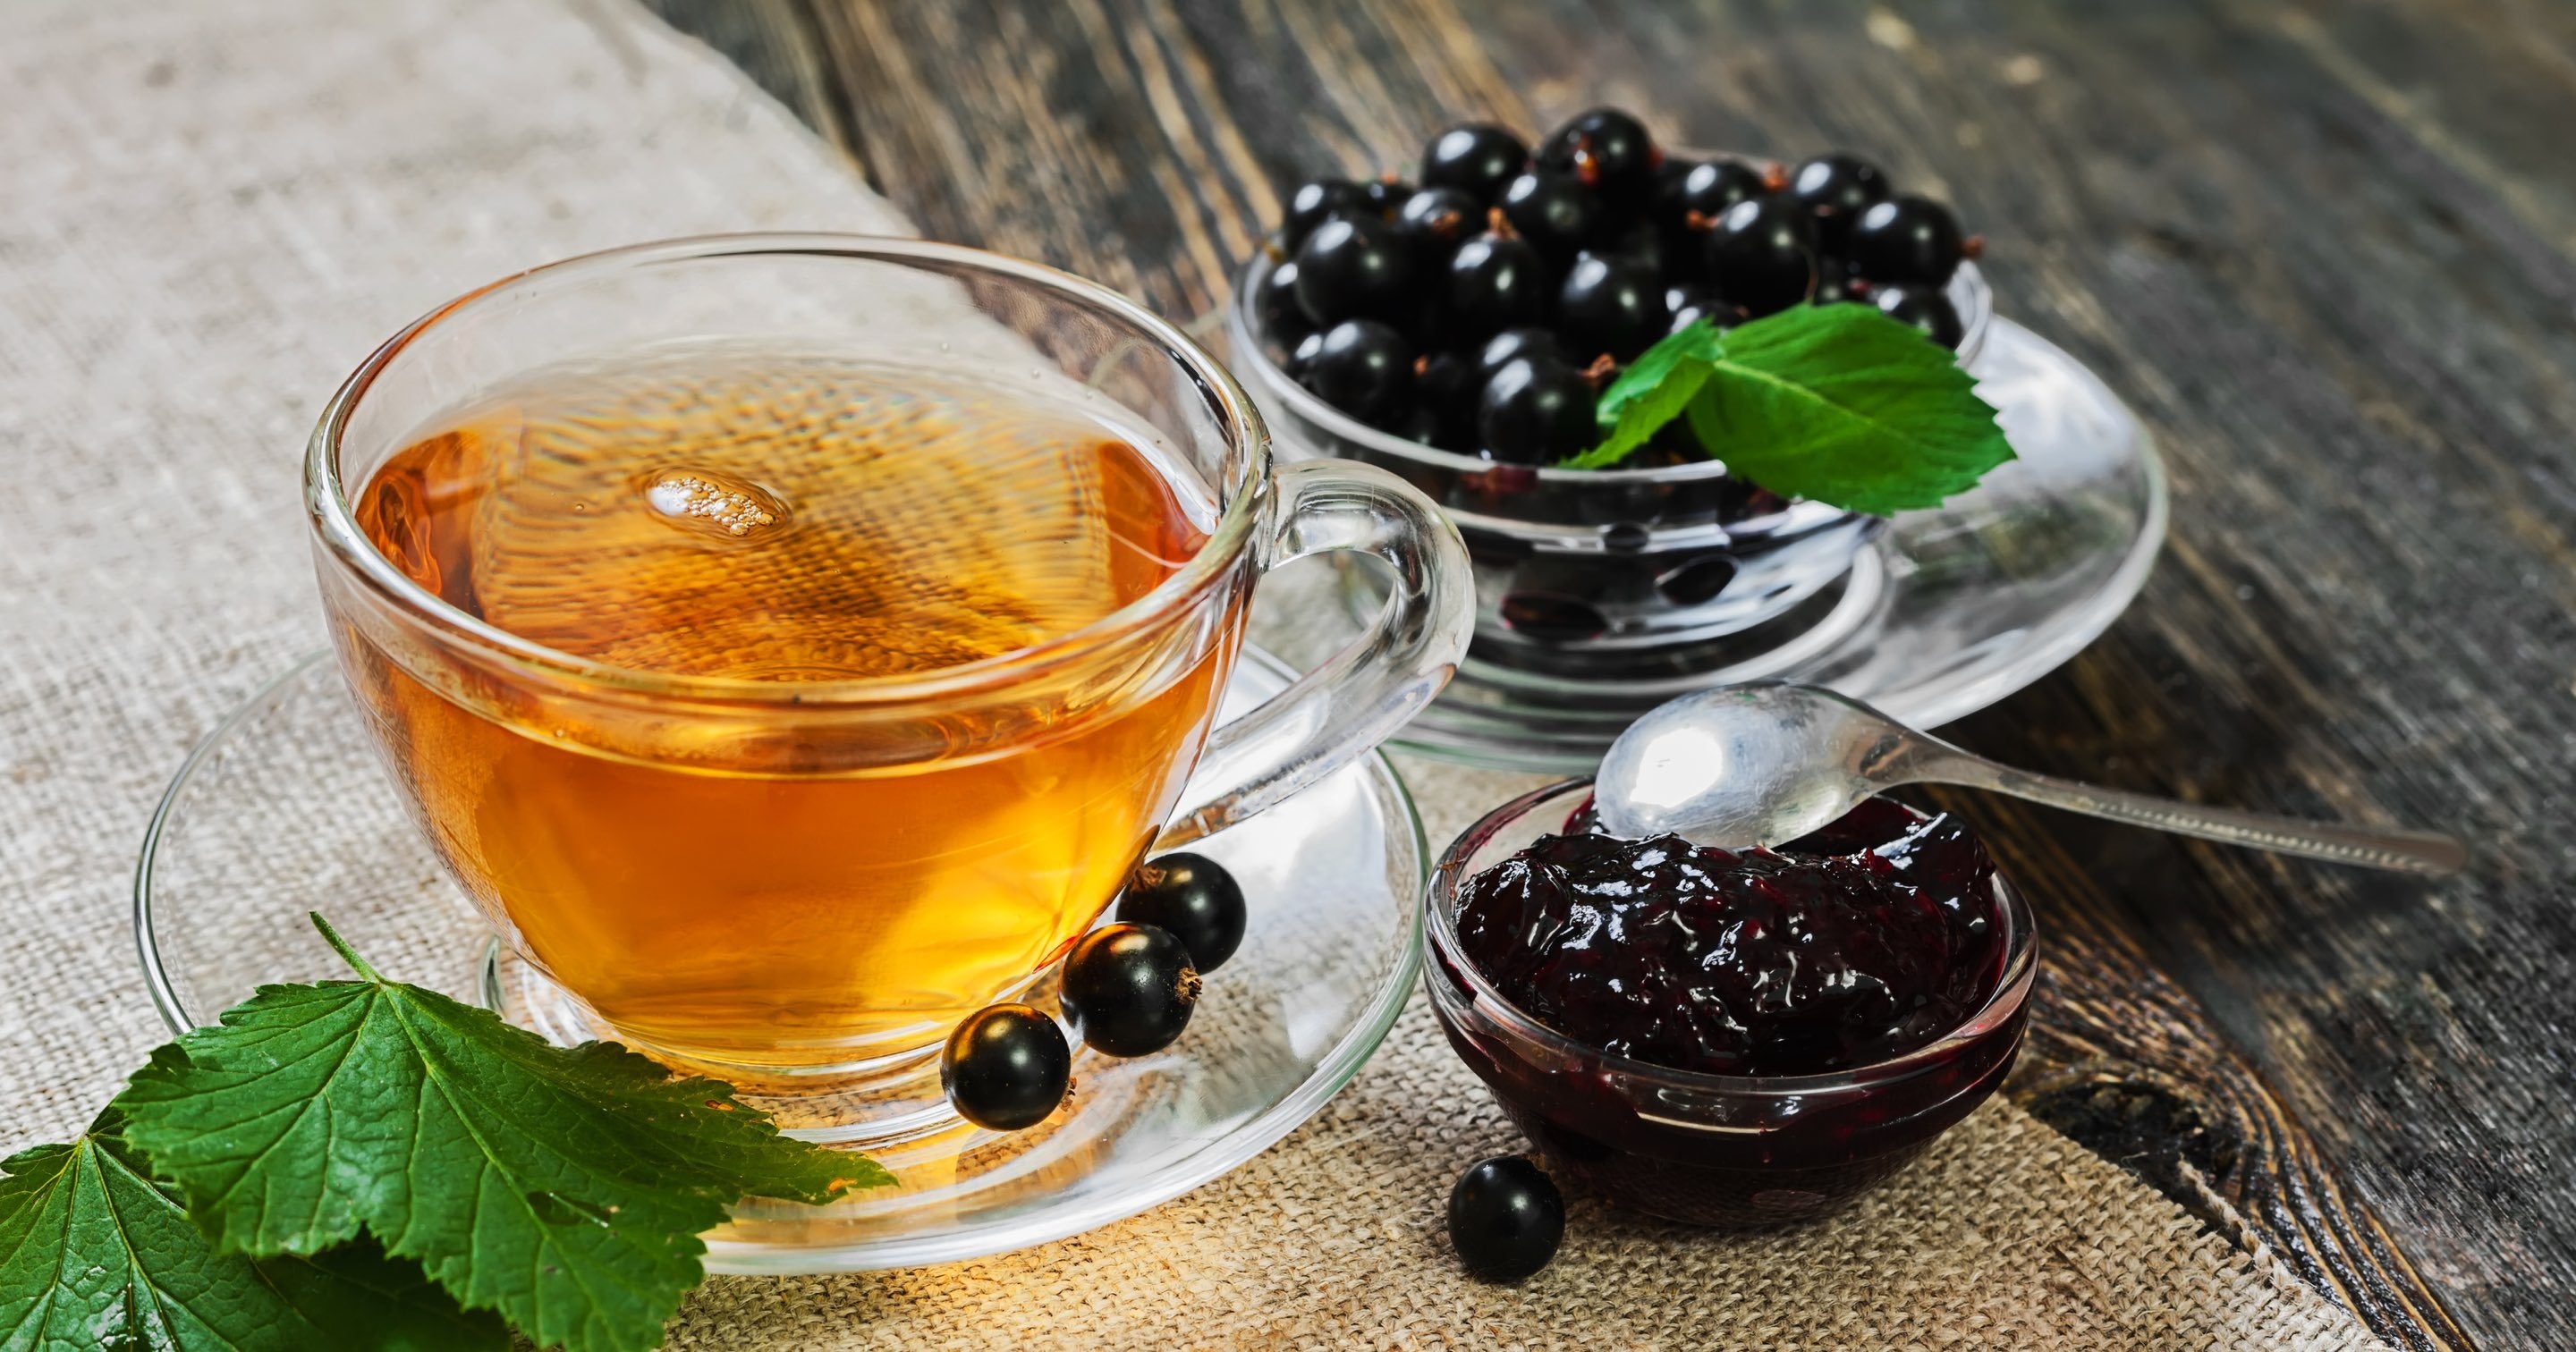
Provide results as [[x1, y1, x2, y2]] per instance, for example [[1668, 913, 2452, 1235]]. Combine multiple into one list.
[[1592, 682, 2467, 875]]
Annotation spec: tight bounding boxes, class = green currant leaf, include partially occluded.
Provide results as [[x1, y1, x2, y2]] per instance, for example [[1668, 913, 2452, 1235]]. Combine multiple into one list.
[[113, 917, 888, 1352], [1590, 320, 1728, 429], [1555, 305, 2013, 511], [1561, 321, 1727, 470], [1682, 304, 2013, 515], [0, 1112, 504, 1352]]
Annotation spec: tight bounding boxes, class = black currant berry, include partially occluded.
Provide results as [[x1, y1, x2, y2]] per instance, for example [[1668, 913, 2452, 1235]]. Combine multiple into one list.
[[1447, 1156, 1564, 1284], [1601, 223, 1669, 281], [1281, 178, 1372, 252], [1558, 252, 1668, 360], [1476, 326, 1564, 380], [1657, 158, 1766, 236], [1444, 232, 1552, 337], [1811, 266, 1870, 307], [1060, 923, 1200, 1058], [1665, 284, 1744, 335], [1499, 171, 1602, 260], [1872, 283, 1965, 348], [941, 1004, 1072, 1132], [1254, 258, 1309, 343], [1412, 349, 1481, 437], [1117, 852, 1248, 974], [1393, 186, 1482, 260], [1292, 215, 1416, 325], [1847, 194, 1965, 285], [1295, 319, 1413, 419], [1419, 123, 1530, 205], [1537, 107, 1658, 205], [1703, 196, 1818, 316], [1380, 400, 1451, 448], [1479, 356, 1597, 465], [1286, 327, 1327, 375], [1361, 176, 1412, 216], [1787, 154, 1890, 247]]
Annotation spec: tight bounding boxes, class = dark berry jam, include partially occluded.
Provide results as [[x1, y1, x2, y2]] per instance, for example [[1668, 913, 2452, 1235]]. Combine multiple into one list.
[[1428, 790, 2032, 1229], [1453, 797, 2004, 1077]]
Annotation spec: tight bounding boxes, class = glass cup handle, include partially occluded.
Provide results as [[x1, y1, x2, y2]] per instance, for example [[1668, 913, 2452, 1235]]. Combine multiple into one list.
[[1156, 459, 1474, 849]]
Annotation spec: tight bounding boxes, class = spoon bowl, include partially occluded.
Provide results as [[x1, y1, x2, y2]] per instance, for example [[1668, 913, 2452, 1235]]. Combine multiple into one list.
[[1592, 684, 1908, 847], [1594, 682, 2467, 876]]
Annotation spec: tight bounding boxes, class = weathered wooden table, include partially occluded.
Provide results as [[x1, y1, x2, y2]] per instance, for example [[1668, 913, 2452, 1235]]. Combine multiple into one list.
[[652, 4, 2573, 1347]]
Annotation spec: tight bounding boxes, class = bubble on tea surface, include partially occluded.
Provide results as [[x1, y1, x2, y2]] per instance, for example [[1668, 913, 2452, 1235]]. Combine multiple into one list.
[[643, 468, 786, 539]]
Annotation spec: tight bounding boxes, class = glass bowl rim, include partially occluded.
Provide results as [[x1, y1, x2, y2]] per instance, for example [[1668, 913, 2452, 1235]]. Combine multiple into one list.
[[306, 232, 1271, 712], [1423, 776, 2038, 1096]]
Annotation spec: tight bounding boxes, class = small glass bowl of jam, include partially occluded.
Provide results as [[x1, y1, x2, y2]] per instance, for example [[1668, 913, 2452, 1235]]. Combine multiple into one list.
[[1423, 778, 2037, 1229]]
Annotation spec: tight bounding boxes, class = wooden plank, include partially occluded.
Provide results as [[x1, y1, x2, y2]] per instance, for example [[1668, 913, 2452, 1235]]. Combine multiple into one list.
[[648, 1, 2576, 1345]]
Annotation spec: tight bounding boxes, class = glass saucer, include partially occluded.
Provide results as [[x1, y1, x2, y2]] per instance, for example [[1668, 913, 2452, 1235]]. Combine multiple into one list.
[[132, 648, 1423, 1273], [1250, 318, 2167, 772]]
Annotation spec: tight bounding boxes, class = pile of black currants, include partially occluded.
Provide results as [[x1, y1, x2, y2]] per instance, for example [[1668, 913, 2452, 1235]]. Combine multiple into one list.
[[1254, 107, 1979, 467], [941, 852, 1246, 1132]]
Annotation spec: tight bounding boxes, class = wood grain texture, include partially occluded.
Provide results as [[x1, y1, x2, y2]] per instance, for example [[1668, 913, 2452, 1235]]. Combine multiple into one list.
[[648, 2, 2576, 1347]]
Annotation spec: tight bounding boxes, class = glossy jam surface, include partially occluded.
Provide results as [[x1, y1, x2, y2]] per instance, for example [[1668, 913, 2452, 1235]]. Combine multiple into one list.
[[1429, 793, 2030, 1228], [1455, 798, 2004, 1077]]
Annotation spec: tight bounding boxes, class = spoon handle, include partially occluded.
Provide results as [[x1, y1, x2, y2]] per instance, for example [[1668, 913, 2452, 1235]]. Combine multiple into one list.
[[1918, 752, 2469, 876]]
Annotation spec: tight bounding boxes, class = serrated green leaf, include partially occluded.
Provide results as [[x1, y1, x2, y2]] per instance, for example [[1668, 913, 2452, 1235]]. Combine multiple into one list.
[[0, 1114, 504, 1352], [113, 917, 887, 1352], [1561, 322, 1728, 470], [1682, 304, 2013, 515], [1591, 320, 1728, 429]]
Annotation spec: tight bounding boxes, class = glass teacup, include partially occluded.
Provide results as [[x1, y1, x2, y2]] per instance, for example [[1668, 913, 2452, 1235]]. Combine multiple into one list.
[[306, 236, 1470, 1126]]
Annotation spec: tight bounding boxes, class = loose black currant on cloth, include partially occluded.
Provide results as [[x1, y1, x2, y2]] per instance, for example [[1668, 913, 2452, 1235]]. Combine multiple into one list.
[[1447, 1156, 1565, 1282]]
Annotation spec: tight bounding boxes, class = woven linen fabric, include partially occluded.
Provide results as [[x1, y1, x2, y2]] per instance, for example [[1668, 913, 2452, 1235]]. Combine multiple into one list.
[[0, 0, 2388, 1347]]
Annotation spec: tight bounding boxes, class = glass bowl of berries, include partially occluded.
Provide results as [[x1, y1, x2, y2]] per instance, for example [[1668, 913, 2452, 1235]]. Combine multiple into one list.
[[1225, 109, 1994, 672], [1421, 778, 2036, 1229]]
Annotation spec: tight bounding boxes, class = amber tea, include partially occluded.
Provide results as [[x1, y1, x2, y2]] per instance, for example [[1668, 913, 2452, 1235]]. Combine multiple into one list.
[[343, 351, 1232, 1070]]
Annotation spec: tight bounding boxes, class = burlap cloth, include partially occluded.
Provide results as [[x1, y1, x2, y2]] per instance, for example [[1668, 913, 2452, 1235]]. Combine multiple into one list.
[[0, 1, 2388, 1347]]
